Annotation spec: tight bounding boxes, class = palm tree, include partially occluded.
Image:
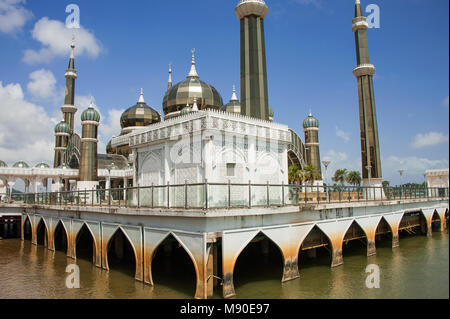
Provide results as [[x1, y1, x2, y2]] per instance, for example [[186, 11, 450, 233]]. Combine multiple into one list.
[[333, 169, 348, 186], [303, 164, 320, 185], [346, 171, 362, 186], [288, 165, 300, 184]]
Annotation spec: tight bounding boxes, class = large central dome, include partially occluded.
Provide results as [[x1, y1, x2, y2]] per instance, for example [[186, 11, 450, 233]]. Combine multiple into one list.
[[163, 51, 223, 119], [121, 89, 161, 134]]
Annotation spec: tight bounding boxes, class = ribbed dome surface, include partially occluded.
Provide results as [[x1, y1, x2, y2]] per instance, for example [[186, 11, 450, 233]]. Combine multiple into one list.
[[55, 121, 71, 134], [81, 106, 100, 122], [13, 161, 29, 168], [303, 113, 319, 129]]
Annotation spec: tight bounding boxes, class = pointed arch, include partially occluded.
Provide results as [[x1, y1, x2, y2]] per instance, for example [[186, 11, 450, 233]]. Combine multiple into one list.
[[36, 217, 48, 247], [342, 221, 368, 257], [232, 231, 284, 289], [298, 225, 333, 267], [106, 226, 138, 278], [431, 210, 443, 232], [54, 220, 68, 253], [75, 223, 96, 263], [150, 232, 198, 296], [23, 215, 32, 241]]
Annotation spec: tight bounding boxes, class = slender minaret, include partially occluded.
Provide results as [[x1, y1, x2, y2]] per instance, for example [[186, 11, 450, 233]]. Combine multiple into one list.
[[236, 0, 270, 121], [168, 64, 172, 89], [303, 112, 322, 179], [61, 36, 78, 135], [353, 0, 382, 185], [78, 101, 100, 191]]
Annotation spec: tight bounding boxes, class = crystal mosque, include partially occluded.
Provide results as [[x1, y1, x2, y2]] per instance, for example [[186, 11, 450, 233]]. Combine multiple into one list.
[[0, 0, 399, 199]]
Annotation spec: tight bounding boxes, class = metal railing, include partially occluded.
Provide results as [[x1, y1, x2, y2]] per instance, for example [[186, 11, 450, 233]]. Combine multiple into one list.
[[6, 183, 449, 211]]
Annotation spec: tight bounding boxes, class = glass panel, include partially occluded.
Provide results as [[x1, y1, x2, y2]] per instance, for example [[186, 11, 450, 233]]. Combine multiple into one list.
[[208, 184, 228, 208], [187, 184, 205, 209], [230, 185, 249, 207]]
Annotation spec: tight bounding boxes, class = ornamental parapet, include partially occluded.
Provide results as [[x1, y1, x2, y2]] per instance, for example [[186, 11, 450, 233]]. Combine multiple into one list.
[[81, 121, 100, 126], [235, 0, 268, 20], [65, 69, 77, 78], [352, 16, 369, 32], [61, 104, 77, 113], [353, 64, 376, 77]]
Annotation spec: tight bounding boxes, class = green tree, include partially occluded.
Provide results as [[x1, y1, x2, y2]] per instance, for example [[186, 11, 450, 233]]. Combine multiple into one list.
[[346, 171, 362, 186], [382, 181, 390, 188], [288, 165, 304, 184], [333, 169, 348, 185], [303, 164, 320, 185]]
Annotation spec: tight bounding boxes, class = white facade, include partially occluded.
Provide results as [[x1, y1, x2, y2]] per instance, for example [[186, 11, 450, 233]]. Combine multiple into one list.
[[112, 110, 291, 188], [425, 169, 449, 188]]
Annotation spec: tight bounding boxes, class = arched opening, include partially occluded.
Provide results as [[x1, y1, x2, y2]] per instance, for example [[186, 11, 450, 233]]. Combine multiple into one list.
[[76, 224, 95, 263], [299, 226, 333, 268], [342, 222, 368, 257], [287, 151, 302, 171], [431, 211, 442, 232], [446, 210, 449, 230], [107, 228, 136, 278], [375, 217, 392, 248], [151, 234, 197, 296], [23, 217, 32, 241], [36, 219, 47, 246], [69, 154, 80, 170], [54, 221, 68, 253], [234, 233, 284, 290], [399, 211, 427, 238]]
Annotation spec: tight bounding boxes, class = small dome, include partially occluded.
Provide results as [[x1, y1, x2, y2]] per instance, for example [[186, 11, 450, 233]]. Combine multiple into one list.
[[55, 121, 71, 134], [163, 51, 223, 118], [108, 163, 121, 170], [58, 164, 70, 169], [120, 89, 161, 129], [13, 161, 29, 168], [223, 86, 241, 114], [35, 163, 50, 169], [0, 160, 7, 167], [180, 105, 193, 116], [303, 113, 319, 129], [81, 103, 101, 122]]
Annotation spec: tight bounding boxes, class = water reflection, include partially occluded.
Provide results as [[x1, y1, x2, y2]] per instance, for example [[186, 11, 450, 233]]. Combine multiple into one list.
[[0, 231, 448, 299]]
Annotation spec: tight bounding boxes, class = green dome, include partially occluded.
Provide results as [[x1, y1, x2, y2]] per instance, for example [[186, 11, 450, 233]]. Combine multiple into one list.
[[163, 77, 223, 117], [81, 105, 101, 122], [13, 161, 29, 168], [120, 102, 161, 129], [35, 162, 50, 169], [55, 121, 71, 134], [180, 105, 193, 116], [0, 160, 7, 167], [58, 164, 70, 169], [303, 113, 319, 129]]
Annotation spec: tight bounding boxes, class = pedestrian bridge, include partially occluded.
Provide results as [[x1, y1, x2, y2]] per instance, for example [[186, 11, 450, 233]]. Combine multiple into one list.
[[0, 185, 448, 299]]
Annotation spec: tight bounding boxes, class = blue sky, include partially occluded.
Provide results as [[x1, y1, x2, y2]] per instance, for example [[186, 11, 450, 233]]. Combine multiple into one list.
[[0, 0, 448, 185]]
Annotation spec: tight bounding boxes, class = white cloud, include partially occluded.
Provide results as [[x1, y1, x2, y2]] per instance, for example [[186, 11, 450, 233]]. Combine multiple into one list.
[[27, 69, 58, 101], [335, 126, 350, 143], [383, 155, 449, 184], [0, 81, 55, 165], [411, 132, 449, 149], [0, 0, 32, 34], [443, 96, 449, 108], [23, 17, 102, 64]]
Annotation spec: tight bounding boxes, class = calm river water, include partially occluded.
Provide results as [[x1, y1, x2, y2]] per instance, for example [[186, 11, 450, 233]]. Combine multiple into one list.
[[0, 231, 448, 299]]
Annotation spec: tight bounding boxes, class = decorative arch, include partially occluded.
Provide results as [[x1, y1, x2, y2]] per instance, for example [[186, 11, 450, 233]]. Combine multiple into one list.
[[75, 223, 97, 263], [149, 232, 199, 296], [36, 216, 49, 247], [105, 226, 140, 279], [298, 225, 334, 266], [54, 220, 68, 253]]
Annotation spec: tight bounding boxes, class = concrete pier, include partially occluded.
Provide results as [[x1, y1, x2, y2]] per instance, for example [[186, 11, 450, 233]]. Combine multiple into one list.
[[1, 197, 448, 299]]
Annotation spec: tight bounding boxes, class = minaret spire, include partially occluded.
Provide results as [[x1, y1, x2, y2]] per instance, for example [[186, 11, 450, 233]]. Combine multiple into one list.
[[168, 64, 173, 89], [138, 88, 145, 103], [61, 35, 78, 135], [231, 85, 238, 101], [352, 0, 382, 185], [188, 48, 199, 78]]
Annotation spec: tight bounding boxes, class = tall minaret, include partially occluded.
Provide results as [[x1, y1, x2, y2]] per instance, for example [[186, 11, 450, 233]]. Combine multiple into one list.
[[61, 36, 78, 135], [78, 101, 100, 191], [353, 0, 382, 185], [168, 64, 172, 89], [236, 0, 270, 121]]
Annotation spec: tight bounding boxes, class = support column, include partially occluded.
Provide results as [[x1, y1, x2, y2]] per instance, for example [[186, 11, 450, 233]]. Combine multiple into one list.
[[383, 212, 404, 249]]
